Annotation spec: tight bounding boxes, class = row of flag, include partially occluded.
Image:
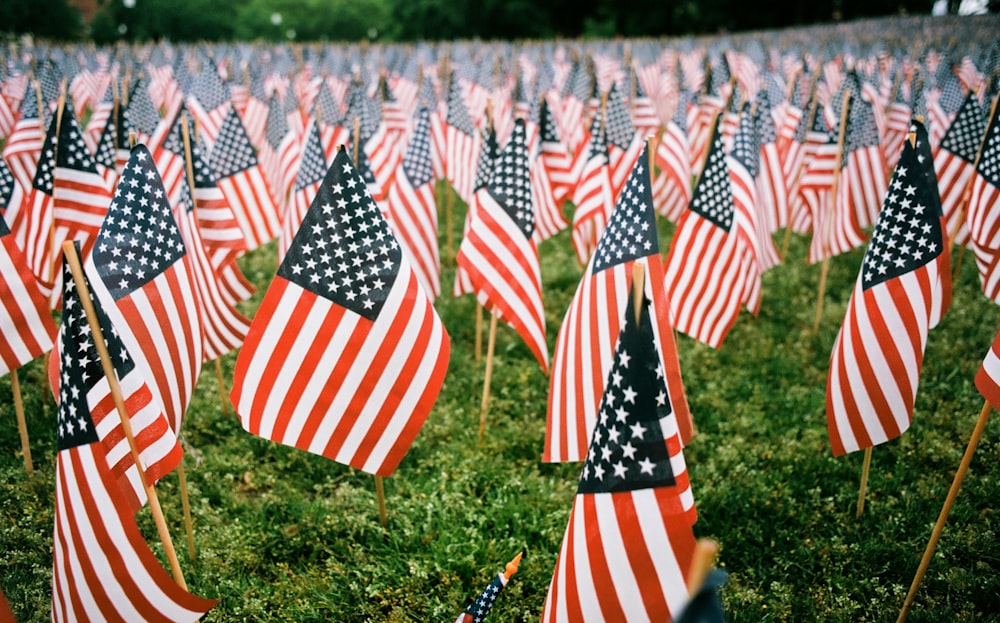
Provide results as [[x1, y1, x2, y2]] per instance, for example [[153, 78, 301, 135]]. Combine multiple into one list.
[[2, 13, 1000, 620]]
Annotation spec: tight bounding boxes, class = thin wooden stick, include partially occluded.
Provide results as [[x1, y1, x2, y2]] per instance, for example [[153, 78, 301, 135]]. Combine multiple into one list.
[[897, 399, 993, 623], [478, 312, 499, 444], [856, 446, 873, 519], [632, 262, 646, 324], [176, 460, 196, 561], [62, 241, 188, 589], [813, 90, 852, 333], [214, 359, 229, 415], [374, 475, 388, 529], [474, 302, 483, 363], [687, 538, 720, 594], [11, 368, 34, 474]]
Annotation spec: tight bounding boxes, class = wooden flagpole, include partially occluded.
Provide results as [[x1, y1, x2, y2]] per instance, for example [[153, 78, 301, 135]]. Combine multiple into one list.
[[813, 89, 852, 333], [855, 446, 873, 518], [478, 311, 499, 445], [474, 302, 484, 363], [10, 368, 33, 474], [896, 399, 993, 623], [349, 134, 389, 528], [175, 113, 207, 561], [62, 241, 188, 589]]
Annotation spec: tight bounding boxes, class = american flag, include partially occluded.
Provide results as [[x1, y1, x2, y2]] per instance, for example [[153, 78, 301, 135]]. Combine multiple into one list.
[[964, 96, 1000, 303], [727, 105, 767, 313], [152, 106, 193, 205], [386, 106, 441, 299], [20, 108, 59, 290], [754, 91, 790, 233], [230, 147, 451, 477], [279, 118, 327, 262], [257, 92, 298, 216], [50, 282, 215, 620], [546, 145, 692, 464], [455, 571, 512, 623], [82, 79, 113, 153], [51, 248, 182, 512], [663, 118, 756, 349], [570, 109, 615, 266], [0, 91, 15, 141], [453, 123, 498, 298], [123, 77, 162, 149], [208, 107, 282, 250], [186, 61, 232, 146], [541, 277, 696, 623], [91, 97, 129, 187], [836, 89, 888, 235], [976, 327, 1000, 412], [652, 92, 692, 224], [826, 128, 951, 456], [187, 133, 254, 307], [52, 105, 113, 258], [456, 118, 548, 373], [2, 85, 43, 196], [934, 93, 985, 248], [604, 82, 644, 195], [241, 70, 270, 149], [883, 78, 913, 172], [85, 145, 203, 435], [0, 214, 57, 376], [531, 97, 572, 241], [175, 163, 251, 362], [444, 73, 482, 204]]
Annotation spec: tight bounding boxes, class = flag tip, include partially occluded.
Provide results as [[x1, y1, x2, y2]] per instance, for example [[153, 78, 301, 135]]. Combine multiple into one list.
[[503, 552, 523, 580]]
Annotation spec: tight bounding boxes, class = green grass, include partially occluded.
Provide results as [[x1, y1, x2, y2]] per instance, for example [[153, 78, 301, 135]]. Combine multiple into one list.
[[2, 192, 999, 622]]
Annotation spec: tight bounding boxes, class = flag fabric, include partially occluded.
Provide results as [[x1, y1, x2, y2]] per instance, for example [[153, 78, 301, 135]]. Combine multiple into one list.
[[52, 104, 113, 258], [208, 107, 282, 250], [727, 104, 770, 310], [663, 119, 759, 348], [85, 145, 203, 435], [20, 107, 59, 290], [455, 572, 511, 623], [934, 92, 986, 249], [230, 147, 451, 477], [976, 326, 1000, 411], [50, 287, 215, 619], [186, 132, 252, 296], [0, 585, 14, 623], [837, 89, 888, 235], [570, 110, 615, 266], [456, 118, 548, 373], [532, 97, 573, 239], [279, 118, 327, 262], [541, 277, 696, 623], [51, 248, 182, 512], [444, 74, 482, 204], [965, 97, 1000, 303], [2, 86, 43, 194], [826, 129, 951, 456], [0, 215, 57, 376], [754, 92, 790, 233], [604, 82, 645, 195], [653, 98, 693, 223], [546, 144, 692, 464], [174, 166, 251, 362], [386, 106, 441, 299]]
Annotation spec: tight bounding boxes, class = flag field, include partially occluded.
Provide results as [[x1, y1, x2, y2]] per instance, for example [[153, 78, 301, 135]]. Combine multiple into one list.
[[2, 189, 999, 621]]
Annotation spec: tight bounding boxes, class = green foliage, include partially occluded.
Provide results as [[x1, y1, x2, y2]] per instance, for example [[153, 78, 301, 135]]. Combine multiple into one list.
[[0, 0, 83, 41], [1, 187, 999, 622]]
